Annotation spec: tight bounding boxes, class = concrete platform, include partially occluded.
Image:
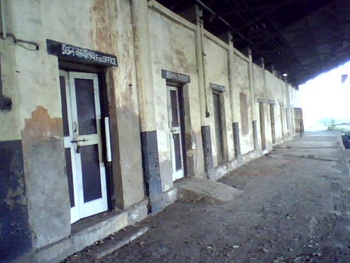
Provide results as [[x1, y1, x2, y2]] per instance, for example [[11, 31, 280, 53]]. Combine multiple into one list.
[[176, 177, 244, 202]]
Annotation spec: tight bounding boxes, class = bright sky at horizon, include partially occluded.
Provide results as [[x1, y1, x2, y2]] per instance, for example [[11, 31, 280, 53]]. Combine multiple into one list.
[[299, 61, 350, 131]]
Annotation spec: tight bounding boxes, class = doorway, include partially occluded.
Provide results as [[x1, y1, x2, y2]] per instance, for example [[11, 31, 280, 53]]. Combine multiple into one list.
[[270, 104, 276, 144], [167, 85, 185, 181], [259, 102, 266, 150], [213, 92, 224, 164], [59, 71, 108, 223], [280, 105, 284, 139]]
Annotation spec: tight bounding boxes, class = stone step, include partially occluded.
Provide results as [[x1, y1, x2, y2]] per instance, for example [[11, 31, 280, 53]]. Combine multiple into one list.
[[176, 178, 243, 202]]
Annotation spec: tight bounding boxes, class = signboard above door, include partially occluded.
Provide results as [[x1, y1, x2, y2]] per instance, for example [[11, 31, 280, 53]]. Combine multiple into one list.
[[47, 39, 118, 67]]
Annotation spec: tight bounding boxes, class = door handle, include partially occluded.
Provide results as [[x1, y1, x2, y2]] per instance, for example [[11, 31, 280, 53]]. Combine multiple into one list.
[[70, 139, 86, 154], [70, 139, 87, 143]]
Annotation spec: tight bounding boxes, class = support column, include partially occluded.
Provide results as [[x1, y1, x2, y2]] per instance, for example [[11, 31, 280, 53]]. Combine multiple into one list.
[[247, 48, 256, 120], [196, 5, 213, 172], [258, 57, 267, 150], [248, 48, 257, 150], [131, 1, 162, 213], [285, 77, 292, 136], [228, 32, 241, 158], [260, 57, 267, 101]]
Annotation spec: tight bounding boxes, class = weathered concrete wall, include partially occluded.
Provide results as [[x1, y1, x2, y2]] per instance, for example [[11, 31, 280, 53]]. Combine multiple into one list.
[[147, 1, 299, 183], [253, 63, 265, 99], [148, 4, 203, 191], [203, 33, 233, 165], [232, 53, 254, 154], [264, 70, 294, 145], [7, 0, 81, 249], [0, 0, 301, 260], [22, 106, 69, 248], [3, 0, 145, 252], [0, 6, 33, 260], [104, 0, 144, 210], [0, 139, 32, 261], [252, 60, 296, 150], [0, 40, 33, 261], [252, 63, 266, 150]]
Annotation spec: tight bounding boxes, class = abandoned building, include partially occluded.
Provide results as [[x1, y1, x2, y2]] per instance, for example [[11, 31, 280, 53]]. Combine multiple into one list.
[[0, 0, 347, 262]]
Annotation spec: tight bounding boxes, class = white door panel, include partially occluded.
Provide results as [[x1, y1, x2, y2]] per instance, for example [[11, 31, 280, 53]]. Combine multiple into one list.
[[60, 70, 108, 223], [167, 86, 184, 181]]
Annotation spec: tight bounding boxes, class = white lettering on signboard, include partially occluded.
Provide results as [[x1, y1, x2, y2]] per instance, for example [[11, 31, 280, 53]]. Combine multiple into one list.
[[61, 44, 117, 66]]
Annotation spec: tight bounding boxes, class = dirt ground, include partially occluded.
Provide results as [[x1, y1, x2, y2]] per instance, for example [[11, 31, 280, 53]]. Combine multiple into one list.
[[63, 131, 350, 263]]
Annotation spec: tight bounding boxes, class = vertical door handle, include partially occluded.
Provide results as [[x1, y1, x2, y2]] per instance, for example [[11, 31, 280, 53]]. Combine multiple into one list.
[[104, 117, 112, 162]]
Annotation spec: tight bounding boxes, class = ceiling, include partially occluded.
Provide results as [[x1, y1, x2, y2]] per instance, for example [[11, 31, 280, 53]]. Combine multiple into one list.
[[155, 0, 350, 87]]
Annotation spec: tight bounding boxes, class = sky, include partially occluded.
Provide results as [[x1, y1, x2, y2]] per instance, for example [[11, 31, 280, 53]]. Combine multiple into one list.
[[299, 61, 350, 131]]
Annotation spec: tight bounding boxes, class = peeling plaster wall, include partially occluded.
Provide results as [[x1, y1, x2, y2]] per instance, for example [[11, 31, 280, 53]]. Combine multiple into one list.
[[147, 2, 299, 183], [3, 0, 144, 252], [22, 106, 69, 249], [203, 34, 233, 165], [8, 0, 89, 249], [100, 0, 144, 209], [148, 7, 203, 191], [232, 54, 254, 154], [253, 63, 265, 99], [0, 40, 32, 260], [0, 0, 302, 259], [0, 39, 20, 140], [252, 61, 296, 150], [265, 71, 290, 144], [0, 5, 33, 262], [252, 63, 265, 149]]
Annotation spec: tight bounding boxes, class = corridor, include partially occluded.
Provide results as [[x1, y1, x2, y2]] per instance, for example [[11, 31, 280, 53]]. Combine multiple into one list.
[[64, 131, 350, 262]]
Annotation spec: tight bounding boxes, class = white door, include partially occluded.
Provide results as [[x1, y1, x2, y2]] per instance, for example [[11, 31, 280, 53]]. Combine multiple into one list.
[[167, 86, 184, 181], [59, 70, 108, 224]]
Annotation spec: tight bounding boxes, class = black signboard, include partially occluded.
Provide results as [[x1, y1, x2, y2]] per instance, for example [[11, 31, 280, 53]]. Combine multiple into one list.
[[161, 69, 190, 83], [47, 39, 117, 67]]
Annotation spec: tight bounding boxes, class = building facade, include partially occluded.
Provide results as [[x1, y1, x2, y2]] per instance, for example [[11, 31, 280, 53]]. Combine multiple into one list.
[[0, 1, 301, 262]]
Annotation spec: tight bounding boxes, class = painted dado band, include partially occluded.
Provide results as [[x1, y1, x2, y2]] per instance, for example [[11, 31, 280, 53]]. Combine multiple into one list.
[[46, 39, 118, 67], [161, 69, 190, 83]]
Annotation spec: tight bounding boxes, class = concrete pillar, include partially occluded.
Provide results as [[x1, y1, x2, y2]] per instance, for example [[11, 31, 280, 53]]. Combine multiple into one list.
[[247, 48, 256, 120], [260, 57, 267, 99], [195, 5, 208, 125], [131, 0, 156, 132], [285, 79, 293, 136], [247, 48, 258, 149], [228, 33, 237, 123], [195, 5, 213, 172], [227, 33, 241, 158], [131, 0, 162, 213]]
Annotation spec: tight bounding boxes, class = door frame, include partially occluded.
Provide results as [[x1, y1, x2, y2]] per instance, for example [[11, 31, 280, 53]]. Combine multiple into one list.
[[166, 82, 187, 181], [58, 62, 114, 223], [212, 91, 225, 164], [270, 103, 276, 144], [259, 102, 266, 150], [280, 104, 284, 140]]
